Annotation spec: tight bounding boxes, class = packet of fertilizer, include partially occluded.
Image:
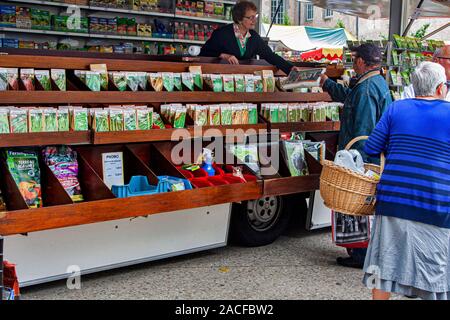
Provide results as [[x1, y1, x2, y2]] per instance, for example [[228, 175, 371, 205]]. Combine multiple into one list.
[[43, 108, 58, 132], [10, 109, 28, 133], [57, 108, 70, 132], [209, 105, 221, 125], [35, 70, 52, 91], [123, 109, 137, 131], [51, 69, 66, 91], [28, 109, 44, 133], [0, 108, 10, 133], [221, 105, 232, 125]]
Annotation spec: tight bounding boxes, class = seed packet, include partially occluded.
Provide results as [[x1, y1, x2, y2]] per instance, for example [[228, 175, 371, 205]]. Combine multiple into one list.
[[28, 109, 43, 133], [262, 70, 275, 92], [85, 71, 101, 91], [0, 68, 8, 91], [193, 106, 208, 126], [123, 109, 137, 131], [136, 72, 148, 91], [51, 69, 66, 91], [401, 71, 411, 86], [149, 73, 163, 91], [244, 74, 255, 92], [153, 113, 166, 129], [221, 105, 232, 125], [211, 74, 223, 92], [57, 108, 70, 132], [230, 144, 260, 176], [75, 70, 87, 85], [43, 145, 83, 202], [241, 106, 249, 124], [34, 70, 51, 91], [173, 73, 182, 91], [182, 72, 194, 91], [303, 140, 325, 162], [189, 66, 203, 90], [21, 69, 35, 91], [0, 108, 10, 133], [288, 105, 297, 122], [209, 106, 221, 125], [162, 72, 174, 92], [124, 72, 139, 92], [160, 104, 171, 120], [10, 109, 28, 133], [279, 105, 288, 123], [269, 105, 279, 123], [331, 104, 340, 121], [232, 106, 242, 125], [44, 108, 58, 132], [281, 140, 309, 177], [111, 72, 127, 91], [223, 74, 234, 92], [72, 108, 89, 131], [7, 68, 19, 91], [248, 104, 258, 124], [391, 50, 399, 66], [6, 149, 42, 208], [109, 109, 124, 131], [254, 75, 263, 93], [90, 64, 108, 91], [302, 106, 311, 122], [234, 74, 245, 92], [137, 108, 152, 130], [93, 110, 109, 132], [173, 108, 186, 128]]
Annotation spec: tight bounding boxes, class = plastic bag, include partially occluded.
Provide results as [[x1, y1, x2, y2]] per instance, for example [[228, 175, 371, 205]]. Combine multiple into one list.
[[334, 149, 365, 174]]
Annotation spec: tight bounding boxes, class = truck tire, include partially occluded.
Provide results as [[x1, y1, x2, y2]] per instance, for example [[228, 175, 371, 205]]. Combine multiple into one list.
[[229, 195, 291, 247]]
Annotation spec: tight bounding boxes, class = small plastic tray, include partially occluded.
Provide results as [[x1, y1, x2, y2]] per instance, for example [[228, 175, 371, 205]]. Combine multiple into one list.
[[112, 175, 192, 198]]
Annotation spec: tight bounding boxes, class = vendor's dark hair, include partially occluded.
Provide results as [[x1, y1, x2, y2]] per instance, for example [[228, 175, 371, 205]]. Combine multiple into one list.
[[232, 1, 258, 24]]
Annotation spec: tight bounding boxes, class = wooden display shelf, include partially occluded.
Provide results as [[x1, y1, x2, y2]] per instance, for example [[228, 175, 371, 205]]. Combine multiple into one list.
[[92, 128, 196, 144], [0, 91, 332, 105], [0, 180, 262, 236], [0, 131, 91, 148], [263, 174, 320, 197], [268, 121, 341, 133]]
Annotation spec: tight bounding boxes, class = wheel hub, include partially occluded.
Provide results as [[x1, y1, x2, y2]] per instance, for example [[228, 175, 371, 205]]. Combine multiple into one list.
[[246, 196, 282, 232]]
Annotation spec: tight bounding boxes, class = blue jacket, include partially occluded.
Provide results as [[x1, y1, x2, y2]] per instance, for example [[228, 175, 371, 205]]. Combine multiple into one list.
[[323, 70, 392, 163], [364, 99, 450, 228]]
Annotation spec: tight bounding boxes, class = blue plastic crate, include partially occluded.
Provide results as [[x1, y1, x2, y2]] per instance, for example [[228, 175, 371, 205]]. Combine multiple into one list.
[[112, 175, 192, 198]]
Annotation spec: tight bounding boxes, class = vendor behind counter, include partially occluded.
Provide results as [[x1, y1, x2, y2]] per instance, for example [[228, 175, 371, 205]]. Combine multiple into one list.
[[199, 0, 298, 75]]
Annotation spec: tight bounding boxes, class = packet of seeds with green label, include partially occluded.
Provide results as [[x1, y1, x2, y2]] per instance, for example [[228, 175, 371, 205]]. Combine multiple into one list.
[[193, 106, 208, 126], [262, 70, 275, 92], [248, 104, 258, 124], [153, 113, 166, 129], [173, 73, 182, 91], [221, 105, 232, 125], [35, 70, 51, 91], [126, 72, 140, 92], [211, 74, 223, 92], [162, 72, 175, 92], [136, 72, 147, 91], [28, 109, 43, 133], [223, 74, 234, 92], [94, 110, 109, 132], [90, 64, 109, 90], [269, 105, 279, 123], [137, 108, 152, 130], [288, 105, 296, 122], [75, 70, 86, 84], [181, 73, 194, 91], [111, 72, 127, 91], [241, 105, 249, 124], [279, 105, 288, 123], [72, 108, 89, 131], [44, 108, 58, 132], [1, 68, 9, 91], [7, 68, 19, 91], [124, 109, 137, 131], [245, 75, 254, 92], [85, 71, 101, 91], [109, 109, 124, 131], [57, 108, 69, 132], [332, 104, 340, 121], [10, 109, 28, 133], [209, 106, 221, 125], [0, 108, 10, 133], [234, 74, 245, 92], [173, 108, 186, 128], [189, 66, 203, 90], [254, 75, 263, 93], [51, 69, 66, 91]]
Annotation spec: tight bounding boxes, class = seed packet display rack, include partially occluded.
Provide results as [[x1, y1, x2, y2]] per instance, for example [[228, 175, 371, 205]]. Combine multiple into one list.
[[0, 53, 340, 238]]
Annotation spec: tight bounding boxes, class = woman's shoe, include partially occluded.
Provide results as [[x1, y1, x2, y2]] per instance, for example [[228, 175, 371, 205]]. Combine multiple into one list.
[[336, 257, 364, 269]]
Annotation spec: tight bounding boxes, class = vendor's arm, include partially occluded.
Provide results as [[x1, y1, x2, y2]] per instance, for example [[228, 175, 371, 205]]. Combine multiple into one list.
[[254, 34, 294, 75], [200, 29, 223, 57], [322, 77, 352, 103]]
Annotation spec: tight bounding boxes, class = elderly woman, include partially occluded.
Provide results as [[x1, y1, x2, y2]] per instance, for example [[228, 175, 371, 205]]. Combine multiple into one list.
[[199, 0, 297, 75], [362, 61, 450, 300]]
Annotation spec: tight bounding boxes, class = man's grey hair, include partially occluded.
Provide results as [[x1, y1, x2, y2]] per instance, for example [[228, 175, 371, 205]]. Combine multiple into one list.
[[411, 61, 446, 97]]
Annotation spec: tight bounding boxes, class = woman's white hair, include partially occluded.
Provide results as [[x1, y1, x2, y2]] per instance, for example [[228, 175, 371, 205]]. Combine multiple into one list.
[[411, 61, 446, 97]]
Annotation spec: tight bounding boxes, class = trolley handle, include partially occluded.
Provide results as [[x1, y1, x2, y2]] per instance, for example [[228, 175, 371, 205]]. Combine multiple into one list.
[[344, 135, 385, 173]]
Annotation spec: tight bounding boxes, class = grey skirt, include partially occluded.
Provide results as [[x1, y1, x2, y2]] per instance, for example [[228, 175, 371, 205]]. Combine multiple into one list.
[[362, 214, 450, 300]]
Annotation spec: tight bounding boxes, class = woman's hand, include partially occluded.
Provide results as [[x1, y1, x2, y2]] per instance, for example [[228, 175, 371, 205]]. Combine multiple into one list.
[[320, 74, 329, 87], [220, 53, 240, 65]]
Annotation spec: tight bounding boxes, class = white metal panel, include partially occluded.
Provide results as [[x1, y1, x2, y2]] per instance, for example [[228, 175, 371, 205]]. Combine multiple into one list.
[[4, 204, 231, 287], [306, 190, 331, 230]]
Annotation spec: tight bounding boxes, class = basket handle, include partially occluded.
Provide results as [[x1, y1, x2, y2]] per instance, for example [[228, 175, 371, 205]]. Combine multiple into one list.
[[344, 135, 385, 173]]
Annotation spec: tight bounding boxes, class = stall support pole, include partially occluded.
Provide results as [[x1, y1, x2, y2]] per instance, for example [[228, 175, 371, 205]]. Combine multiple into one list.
[[388, 0, 405, 41]]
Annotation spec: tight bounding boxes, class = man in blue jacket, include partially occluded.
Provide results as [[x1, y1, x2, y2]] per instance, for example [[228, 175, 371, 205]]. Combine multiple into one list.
[[320, 43, 392, 268]]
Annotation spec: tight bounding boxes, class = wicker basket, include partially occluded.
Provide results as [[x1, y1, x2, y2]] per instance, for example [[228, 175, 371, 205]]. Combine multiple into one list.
[[319, 136, 385, 216]]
